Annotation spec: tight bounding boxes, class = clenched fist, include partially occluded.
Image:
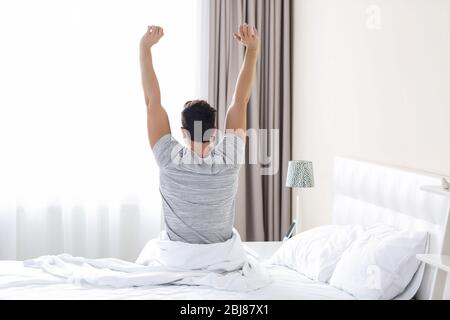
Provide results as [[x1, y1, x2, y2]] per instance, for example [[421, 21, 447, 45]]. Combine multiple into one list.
[[140, 25, 164, 50], [233, 23, 260, 51]]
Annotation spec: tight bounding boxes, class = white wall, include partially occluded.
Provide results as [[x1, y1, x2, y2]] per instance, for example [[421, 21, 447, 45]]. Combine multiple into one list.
[[292, 0, 450, 299], [292, 0, 450, 231]]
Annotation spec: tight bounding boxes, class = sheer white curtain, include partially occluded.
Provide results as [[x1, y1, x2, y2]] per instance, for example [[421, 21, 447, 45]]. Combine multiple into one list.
[[0, 0, 207, 261]]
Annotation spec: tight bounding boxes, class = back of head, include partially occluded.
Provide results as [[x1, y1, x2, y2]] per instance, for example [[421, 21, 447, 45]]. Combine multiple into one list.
[[181, 100, 217, 143]]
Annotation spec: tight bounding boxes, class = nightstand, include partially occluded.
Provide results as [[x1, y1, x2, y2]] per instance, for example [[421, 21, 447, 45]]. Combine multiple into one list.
[[416, 254, 450, 299], [417, 185, 450, 300]]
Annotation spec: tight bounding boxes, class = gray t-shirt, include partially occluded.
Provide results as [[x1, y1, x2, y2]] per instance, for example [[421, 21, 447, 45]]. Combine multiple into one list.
[[152, 133, 245, 244]]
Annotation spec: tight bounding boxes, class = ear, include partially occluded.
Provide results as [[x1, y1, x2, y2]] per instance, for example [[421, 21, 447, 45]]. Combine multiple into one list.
[[181, 128, 189, 139], [210, 129, 218, 142], [210, 128, 218, 139]]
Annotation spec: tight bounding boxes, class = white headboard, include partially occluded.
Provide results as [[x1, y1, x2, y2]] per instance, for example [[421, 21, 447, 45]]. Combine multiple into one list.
[[333, 157, 450, 300]]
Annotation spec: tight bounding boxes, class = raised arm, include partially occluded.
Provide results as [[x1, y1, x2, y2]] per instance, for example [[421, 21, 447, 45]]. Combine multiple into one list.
[[140, 25, 171, 148], [225, 24, 260, 139]]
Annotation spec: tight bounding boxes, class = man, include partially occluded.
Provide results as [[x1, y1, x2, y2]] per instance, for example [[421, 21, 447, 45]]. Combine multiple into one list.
[[140, 24, 260, 244]]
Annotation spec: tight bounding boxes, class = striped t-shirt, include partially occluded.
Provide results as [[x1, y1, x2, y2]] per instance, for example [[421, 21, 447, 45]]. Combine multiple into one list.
[[152, 133, 245, 244]]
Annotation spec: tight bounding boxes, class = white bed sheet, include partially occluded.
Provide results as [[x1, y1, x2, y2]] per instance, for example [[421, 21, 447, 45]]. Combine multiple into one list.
[[0, 261, 355, 300]]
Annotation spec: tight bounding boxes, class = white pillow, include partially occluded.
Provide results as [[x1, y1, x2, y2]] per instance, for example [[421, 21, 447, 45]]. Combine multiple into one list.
[[269, 225, 364, 282], [329, 224, 428, 300]]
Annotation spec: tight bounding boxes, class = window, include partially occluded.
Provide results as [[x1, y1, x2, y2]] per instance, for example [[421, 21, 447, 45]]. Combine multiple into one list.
[[0, 0, 206, 258]]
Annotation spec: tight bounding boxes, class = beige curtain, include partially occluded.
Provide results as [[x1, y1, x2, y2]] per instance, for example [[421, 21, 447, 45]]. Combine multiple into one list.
[[208, 0, 292, 241]]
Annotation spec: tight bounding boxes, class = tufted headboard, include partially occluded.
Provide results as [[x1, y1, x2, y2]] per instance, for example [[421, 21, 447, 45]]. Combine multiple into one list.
[[332, 157, 450, 300]]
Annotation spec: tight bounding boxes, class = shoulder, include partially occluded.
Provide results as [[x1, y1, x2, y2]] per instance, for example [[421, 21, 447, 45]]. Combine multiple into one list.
[[152, 134, 184, 168]]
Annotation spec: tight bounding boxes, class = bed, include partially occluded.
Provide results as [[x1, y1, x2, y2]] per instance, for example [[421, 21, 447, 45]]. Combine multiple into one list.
[[0, 261, 354, 300], [0, 157, 449, 299]]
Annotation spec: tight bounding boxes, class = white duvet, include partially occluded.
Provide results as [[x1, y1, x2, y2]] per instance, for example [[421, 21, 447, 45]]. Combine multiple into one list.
[[14, 229, 271, 292], [0, 262, 355, 300]]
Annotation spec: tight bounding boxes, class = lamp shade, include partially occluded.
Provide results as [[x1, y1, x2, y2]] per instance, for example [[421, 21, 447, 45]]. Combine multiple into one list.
[[286, 160, 314, 188]]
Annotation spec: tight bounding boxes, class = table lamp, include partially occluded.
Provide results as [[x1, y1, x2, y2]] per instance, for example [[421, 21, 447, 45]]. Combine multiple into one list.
[[286, 160, 314, 236]]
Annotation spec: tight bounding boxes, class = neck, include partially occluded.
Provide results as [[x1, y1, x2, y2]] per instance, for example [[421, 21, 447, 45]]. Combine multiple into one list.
[[190, 141, 211, 158]]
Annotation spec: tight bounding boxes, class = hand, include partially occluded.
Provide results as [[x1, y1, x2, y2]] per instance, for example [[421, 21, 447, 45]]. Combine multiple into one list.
[[140, 25, 164, 50], [233, 23, 260, 51]]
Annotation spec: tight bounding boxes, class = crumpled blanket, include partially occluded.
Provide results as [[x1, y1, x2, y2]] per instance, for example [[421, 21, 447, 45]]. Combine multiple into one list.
[[23, 229, 272, 292]]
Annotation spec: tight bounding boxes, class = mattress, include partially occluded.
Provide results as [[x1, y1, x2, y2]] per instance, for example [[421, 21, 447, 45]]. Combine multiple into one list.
[[0, 261, 354, 300]]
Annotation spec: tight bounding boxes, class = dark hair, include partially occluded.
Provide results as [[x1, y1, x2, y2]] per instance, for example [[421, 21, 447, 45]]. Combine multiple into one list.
[[181, 100, 217, 142]]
